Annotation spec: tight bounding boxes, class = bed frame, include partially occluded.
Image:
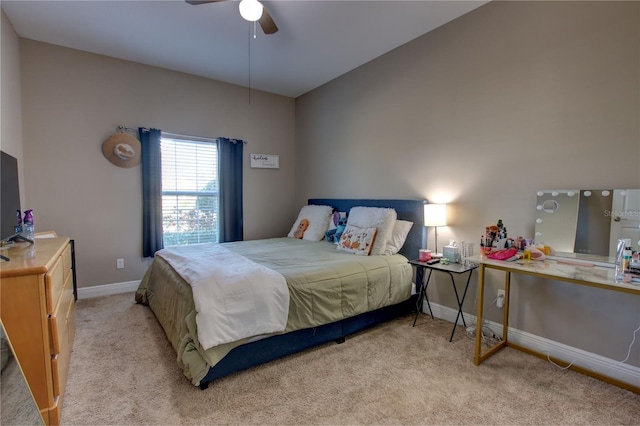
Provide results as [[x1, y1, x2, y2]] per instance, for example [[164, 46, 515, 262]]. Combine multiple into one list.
[[197, 199, 425, 389]]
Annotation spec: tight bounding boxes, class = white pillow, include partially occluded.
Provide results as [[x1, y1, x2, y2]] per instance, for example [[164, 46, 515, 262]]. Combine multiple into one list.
[[287, 205, 333, 241], [346, 207, 397, 256], [336, 224, 378, 256], [384, 220, 414, 255]]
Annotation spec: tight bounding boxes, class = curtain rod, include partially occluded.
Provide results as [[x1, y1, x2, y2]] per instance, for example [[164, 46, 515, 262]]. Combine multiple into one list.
[[117, 125, 137, 133], [117, 125, 247, 144]]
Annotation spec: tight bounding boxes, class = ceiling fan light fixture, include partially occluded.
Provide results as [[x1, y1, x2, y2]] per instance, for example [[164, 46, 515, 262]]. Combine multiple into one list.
[[239, 0, 263, 22]]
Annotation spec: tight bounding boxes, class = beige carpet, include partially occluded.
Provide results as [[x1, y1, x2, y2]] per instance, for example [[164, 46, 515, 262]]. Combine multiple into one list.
[[62, 293, 639, 425]]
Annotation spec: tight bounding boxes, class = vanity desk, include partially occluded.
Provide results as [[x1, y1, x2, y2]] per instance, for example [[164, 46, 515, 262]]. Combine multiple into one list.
[[472, 255, 640, 393]]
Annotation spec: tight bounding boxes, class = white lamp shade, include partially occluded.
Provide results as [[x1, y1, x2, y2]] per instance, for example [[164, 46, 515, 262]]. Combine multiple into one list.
[[239, 0, 263, 22], [424, 204, 447, 227]]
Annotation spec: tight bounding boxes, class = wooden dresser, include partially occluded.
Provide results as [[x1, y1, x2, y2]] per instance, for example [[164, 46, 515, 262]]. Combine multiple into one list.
[[0, 237, 76, 425]]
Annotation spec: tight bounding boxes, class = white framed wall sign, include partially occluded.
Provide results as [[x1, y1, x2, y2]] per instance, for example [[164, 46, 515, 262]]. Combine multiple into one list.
[[250, 154, 279, 169]]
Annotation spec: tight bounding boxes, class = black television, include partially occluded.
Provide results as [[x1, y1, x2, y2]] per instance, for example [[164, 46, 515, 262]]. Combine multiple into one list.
[[1, 151, 30, 249]]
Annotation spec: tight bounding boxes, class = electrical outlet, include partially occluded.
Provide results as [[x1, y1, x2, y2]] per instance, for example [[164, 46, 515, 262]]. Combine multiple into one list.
[[117, 258, 124, 269], [497, 289, 505, 308]]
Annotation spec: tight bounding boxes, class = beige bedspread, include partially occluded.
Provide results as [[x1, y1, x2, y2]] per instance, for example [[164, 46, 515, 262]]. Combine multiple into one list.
[[135, 237, 412, 385]]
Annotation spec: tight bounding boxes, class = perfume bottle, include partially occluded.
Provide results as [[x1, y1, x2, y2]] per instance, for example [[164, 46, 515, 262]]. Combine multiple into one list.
[[14, 209, 22, 234], [23, 209, 34, 241]]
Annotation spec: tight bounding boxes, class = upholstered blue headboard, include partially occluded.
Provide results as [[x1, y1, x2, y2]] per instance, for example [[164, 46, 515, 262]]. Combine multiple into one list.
[[308, 199, 425, 259]]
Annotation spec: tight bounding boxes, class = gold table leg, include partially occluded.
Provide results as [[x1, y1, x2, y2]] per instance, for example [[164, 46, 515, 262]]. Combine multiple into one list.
[[474, 264, 508, 365]]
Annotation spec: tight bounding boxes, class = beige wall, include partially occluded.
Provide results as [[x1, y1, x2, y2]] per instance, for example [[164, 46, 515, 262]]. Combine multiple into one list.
[[1, 10, 25, 203], [20, 40, 296, 288], [295, 1, 640, 365]]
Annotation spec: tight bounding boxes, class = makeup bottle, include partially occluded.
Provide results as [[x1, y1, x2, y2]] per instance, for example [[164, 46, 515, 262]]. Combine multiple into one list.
[[622, 239, 632, 273], [615, 239, 626, 278], [523, 240, 531, 263]]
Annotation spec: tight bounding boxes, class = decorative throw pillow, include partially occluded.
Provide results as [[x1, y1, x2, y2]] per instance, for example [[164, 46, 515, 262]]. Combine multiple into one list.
[[345, 207, 397, 255], [287, 205, 333, 241], [384, 220, 414, 255], [336, 224, 378, 256]]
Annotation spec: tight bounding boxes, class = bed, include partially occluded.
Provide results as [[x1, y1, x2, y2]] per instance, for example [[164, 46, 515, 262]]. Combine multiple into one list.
[[135, 199, 425, 389]]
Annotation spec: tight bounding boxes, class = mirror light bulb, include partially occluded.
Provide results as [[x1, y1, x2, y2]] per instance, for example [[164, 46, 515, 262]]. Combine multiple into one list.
[[239, 0, 263, 22], [536, 205, 542, 210], [567, 191, 575, 197], [602, 190, 610, 197], [536, 218, 543, 224], [551, 192, 559, 197], [583, 190, 592, 197], [537, 191, 544, 197]]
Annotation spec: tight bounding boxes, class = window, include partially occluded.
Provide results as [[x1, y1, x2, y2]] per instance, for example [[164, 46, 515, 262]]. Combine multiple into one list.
[[160, 136, 219, 246]]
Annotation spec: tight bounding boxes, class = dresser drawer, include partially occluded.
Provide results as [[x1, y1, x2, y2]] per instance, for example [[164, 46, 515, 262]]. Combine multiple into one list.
[[45, 255, 64, 315], [51, 300, 74, 400], [51, 354, 60, 398], [61, 244, 72, 284], [67, 293, 76, 347], [49, 275, 74, 355]]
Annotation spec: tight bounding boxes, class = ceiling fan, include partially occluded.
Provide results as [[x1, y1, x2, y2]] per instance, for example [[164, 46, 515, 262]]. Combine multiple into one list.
[[186, 0, 278, 35]]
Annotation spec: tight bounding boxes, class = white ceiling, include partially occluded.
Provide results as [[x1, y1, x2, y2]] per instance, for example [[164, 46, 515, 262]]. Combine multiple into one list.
[[2, 0, 488, 98]]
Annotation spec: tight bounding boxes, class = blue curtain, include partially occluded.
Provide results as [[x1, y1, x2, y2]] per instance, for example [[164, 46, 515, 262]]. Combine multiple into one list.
[[218, 138, 244, 242], [140, 128, 164, 257]]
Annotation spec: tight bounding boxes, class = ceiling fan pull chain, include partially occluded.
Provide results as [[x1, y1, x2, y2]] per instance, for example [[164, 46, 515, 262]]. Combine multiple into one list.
[[253, 21, 257, 39], [248, 21, 252, 104]]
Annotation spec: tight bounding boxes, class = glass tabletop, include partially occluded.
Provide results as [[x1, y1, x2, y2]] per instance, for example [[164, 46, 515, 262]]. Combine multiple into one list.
[[409, 259, 478, 274]]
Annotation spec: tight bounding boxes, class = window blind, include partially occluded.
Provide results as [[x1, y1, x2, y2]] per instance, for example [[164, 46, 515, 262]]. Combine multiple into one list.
[[160, 137, 219, 246]]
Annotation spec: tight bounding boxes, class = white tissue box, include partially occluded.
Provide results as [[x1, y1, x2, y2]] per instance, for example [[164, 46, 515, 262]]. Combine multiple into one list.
[[442, 246, 458, 263]]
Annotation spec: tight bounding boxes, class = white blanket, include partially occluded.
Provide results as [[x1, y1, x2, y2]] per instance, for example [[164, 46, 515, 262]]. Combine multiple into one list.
[[156, 243, 289, 350]]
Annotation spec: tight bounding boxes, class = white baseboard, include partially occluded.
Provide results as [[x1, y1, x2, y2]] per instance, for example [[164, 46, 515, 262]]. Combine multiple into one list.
[[77, 280, 140, 300], [425, 302, 640, 389]]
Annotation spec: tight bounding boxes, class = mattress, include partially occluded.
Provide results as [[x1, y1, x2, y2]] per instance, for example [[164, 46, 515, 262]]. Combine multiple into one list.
[[135, 237, 412, 385]]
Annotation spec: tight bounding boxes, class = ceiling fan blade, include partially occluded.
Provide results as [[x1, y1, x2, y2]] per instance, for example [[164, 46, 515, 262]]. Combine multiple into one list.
[[259, 7, 278, 34], [185, 0, 226, 5]]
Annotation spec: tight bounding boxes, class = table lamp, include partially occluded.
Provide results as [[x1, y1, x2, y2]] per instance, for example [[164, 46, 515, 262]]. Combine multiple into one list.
[[424, 203, 447, 257]]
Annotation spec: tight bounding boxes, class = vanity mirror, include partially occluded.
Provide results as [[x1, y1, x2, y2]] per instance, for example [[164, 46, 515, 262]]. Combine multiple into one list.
[[1, 320, 44, 425], [534, 189, 640, 262]]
